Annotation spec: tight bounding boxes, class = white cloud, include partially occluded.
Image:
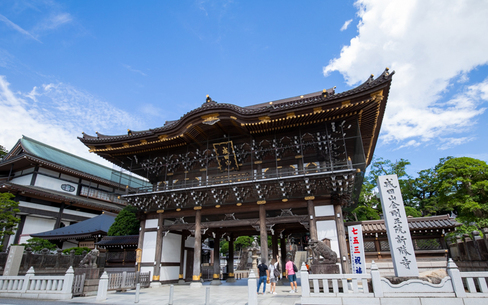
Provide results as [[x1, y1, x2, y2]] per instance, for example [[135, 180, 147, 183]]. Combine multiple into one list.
[[0, 75, 141, 166], [34, 13, 72, 32], [0, 13, 41, 42], [438, 137, 475, 150], [122, 64, 147, 76], [139, 103, 164, 118], [341, 19, 353, 31], [324, 0, 488, 148]]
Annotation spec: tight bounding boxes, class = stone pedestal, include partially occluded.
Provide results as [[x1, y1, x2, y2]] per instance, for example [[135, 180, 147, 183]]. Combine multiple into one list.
[[75, 267, 102, 296], [190, 282, 202, 288], [75, 267, 102, 279], [310, 263, 340, 274]]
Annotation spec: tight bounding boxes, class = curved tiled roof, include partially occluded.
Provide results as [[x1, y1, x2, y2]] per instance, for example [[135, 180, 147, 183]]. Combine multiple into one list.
[[80, 69, 394, 144], [1, 136, 148, 189], [345, 214, 461, 235], [31, 213, 116, 240], [0, 183, 124, 213]]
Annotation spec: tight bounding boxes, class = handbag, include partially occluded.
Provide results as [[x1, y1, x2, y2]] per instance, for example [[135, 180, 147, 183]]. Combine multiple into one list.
[[266, 277, 270, 284]]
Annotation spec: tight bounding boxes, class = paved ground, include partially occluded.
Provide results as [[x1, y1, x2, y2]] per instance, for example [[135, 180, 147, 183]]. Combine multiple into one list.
[[65, 279, 302, 305], [0, 279, 302, 305]]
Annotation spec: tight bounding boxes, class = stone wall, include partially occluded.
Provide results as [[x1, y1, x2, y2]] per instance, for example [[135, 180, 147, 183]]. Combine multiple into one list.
[[448, 228, 488, 271], [0, 248, 107, 275]]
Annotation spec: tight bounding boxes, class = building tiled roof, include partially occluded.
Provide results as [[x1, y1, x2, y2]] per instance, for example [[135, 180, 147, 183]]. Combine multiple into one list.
[[1, 136, 148, 189], [345, 214, 461, 235], [79, 69, 394, 143], [0, 183, 124, 213], [31, 213, 116, 240]]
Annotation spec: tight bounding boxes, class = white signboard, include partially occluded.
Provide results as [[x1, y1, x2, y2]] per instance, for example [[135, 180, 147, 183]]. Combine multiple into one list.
[[348, 224, 366, 274], [377, 174, 418, 277]]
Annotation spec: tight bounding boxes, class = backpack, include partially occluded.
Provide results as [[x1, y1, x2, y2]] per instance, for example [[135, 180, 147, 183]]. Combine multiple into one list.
[[273, 265, 280, 278], [293, 263, 298, 273]]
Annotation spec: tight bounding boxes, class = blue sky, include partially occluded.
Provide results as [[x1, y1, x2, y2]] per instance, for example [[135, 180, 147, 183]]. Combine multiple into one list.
[[1, 0, 488, 177]]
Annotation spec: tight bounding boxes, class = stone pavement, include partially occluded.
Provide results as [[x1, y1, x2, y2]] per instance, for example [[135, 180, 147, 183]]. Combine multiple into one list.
[[66, 279, 302, 305]]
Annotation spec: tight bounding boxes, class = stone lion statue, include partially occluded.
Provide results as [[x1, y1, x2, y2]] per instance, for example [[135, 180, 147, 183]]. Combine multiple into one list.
[[79, 248, 99, 268], [308, 239, 337, 264]]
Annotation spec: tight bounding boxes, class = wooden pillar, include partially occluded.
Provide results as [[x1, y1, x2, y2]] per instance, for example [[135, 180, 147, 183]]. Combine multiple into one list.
[[227, 234, 235, 282], [153, 213, 164, 282], [271, 232, 278, 262], [54, 202, 65, 229], [178, 233, 186, 283], [192, 209, 202, 282], [334, 204, 350, 273], [259, 203, 268, 264], [136, 217, 146, 272], [211, 232, 221, 285], [307, 199, 318, 240], [280, 237, 286, 277], [30, 165, 39, 186], [13, 215, 27, 245]]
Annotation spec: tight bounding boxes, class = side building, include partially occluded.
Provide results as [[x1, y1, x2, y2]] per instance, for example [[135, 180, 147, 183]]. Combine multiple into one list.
[[0, 136, 149, 249], [79, 69, 394, 284]]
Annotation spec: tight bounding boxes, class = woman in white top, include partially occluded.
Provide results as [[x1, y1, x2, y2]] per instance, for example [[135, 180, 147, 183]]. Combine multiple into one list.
[[268, 258, 279, 294]]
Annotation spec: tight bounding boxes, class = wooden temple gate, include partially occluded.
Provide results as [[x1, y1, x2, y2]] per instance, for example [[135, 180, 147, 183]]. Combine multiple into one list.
[[79, 69, 394, 285]]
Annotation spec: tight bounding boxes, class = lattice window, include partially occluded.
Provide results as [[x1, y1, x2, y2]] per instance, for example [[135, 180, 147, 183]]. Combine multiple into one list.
[[364, 241, 376, 252], [380, 240, 390, 251], [414, 238, 442, 250]]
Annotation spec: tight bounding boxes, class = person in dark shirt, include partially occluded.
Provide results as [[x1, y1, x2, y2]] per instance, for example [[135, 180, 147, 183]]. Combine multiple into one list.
[[256, 260, 269, 294]]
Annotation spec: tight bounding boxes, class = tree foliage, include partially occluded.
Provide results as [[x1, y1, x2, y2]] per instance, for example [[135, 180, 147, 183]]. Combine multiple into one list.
[[62, 246, 91, 255], [0, 145, 7, 159], [0, 192, 20, 250], [437, 157, 488, 226], [108, 205, 140, 236], [351, 156, 488, 238], [346, 157, 413, 221], [21, 237, 57, 253]]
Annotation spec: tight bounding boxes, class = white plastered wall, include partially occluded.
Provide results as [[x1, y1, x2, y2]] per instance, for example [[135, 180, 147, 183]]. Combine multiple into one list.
[[314, 205, 335, 217], [145, 218, 158, 229], [142, 231, 157, 263], [9, 174, 33, 185], [19, 216, 56, 244], [159, 233, 181, 281], [35, 175, 78, 194]]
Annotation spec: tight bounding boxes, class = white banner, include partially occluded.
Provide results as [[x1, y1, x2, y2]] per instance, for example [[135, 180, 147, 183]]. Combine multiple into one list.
[[377, 174, 418, 277], [348, 224, 366, 274]]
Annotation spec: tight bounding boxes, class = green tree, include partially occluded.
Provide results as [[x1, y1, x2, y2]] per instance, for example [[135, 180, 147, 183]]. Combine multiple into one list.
[[437, 157, 488, 227], [220, 240, 229, 254], [108, 205, 140, 236], [0, 145, 7, 159], [346, 157, 414, 221], [235, 236, 253, 251], [0, 192, 20, 250], [21, 237, 57, 253], [410, 157, 453, 216]]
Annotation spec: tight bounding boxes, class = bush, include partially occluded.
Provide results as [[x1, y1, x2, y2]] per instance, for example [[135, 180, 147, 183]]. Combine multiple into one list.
[[62, 247, 91, 255]]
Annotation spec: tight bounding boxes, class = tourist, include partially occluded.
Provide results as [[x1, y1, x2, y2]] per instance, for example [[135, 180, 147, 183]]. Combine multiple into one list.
[[285, 256, 298, 293], [256, 260, 269, 294], [268, 258, 279, 294]]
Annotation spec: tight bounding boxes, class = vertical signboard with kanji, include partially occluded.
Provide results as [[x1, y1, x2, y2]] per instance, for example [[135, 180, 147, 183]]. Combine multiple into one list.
[[377, 174, 419, 277], [348, 224, 366, 274]]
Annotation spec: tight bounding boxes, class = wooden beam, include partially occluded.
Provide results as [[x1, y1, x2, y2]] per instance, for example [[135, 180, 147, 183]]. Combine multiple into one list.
[[160, 215, 309, 231], [156, 200, 308, 218]]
